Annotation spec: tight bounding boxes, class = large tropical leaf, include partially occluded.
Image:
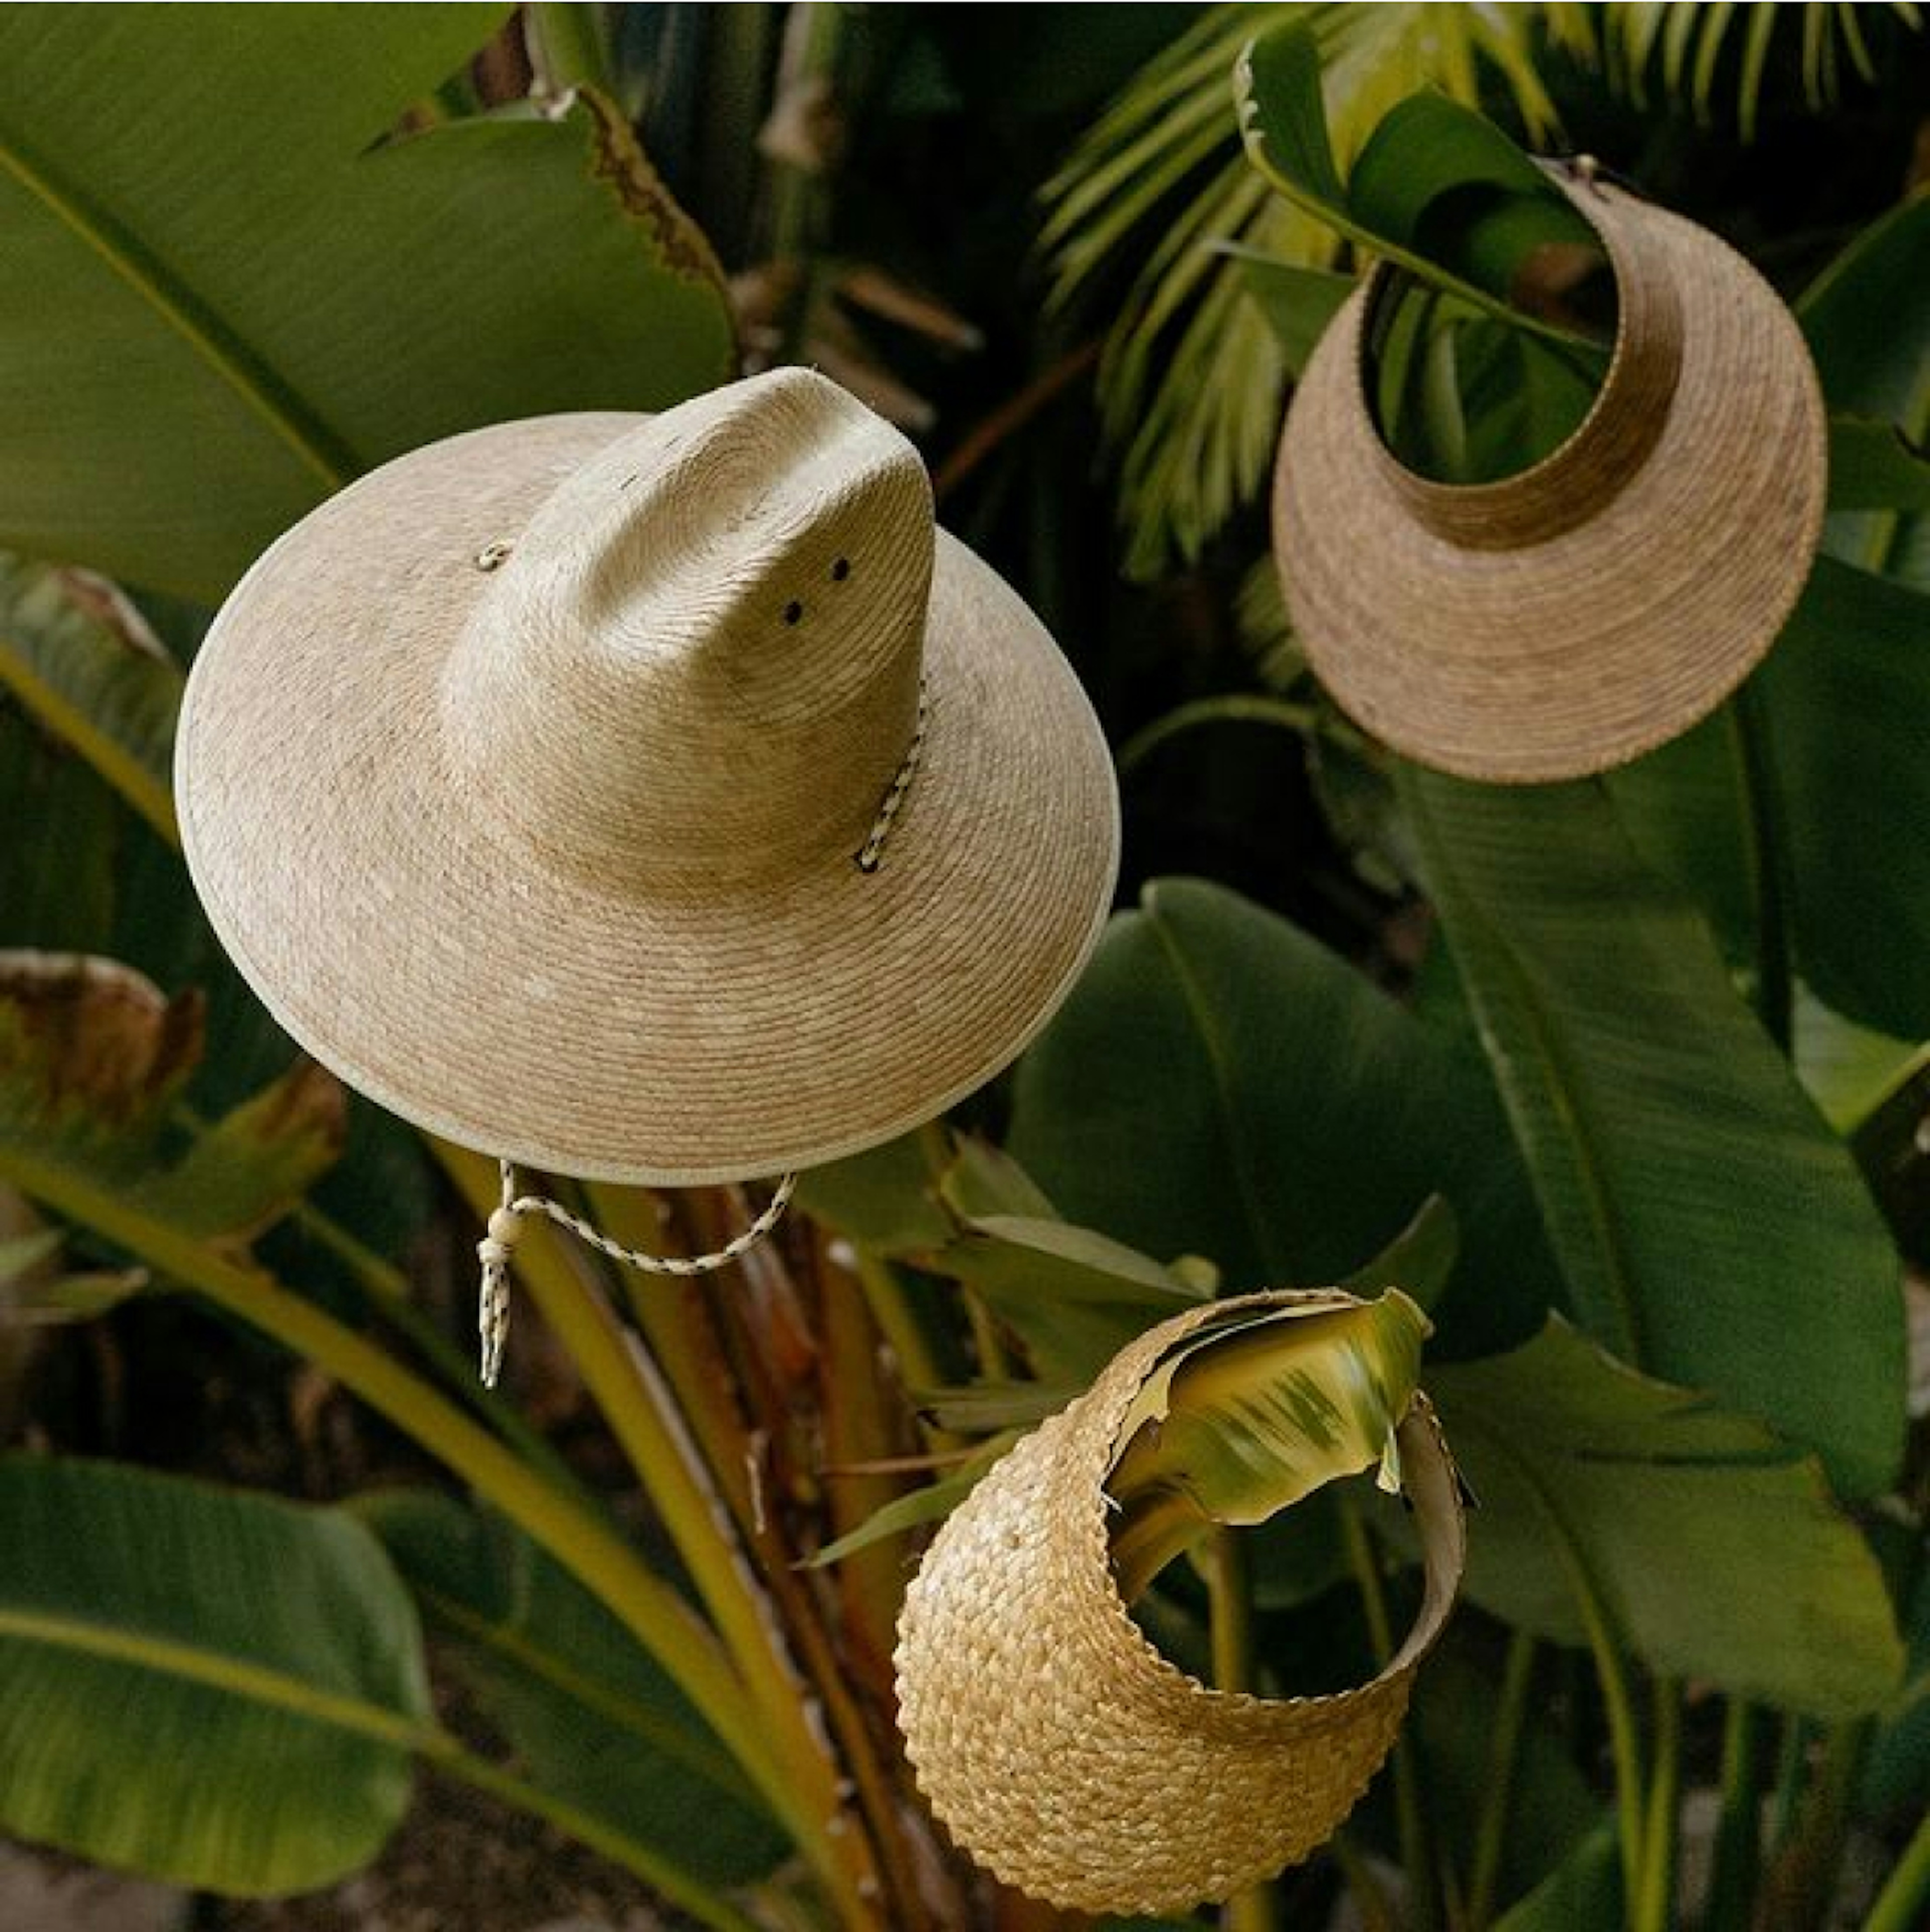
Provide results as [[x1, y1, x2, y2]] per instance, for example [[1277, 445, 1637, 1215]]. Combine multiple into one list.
[[1801, 190, 1930, 582], [0, 707, 118, 956], [0, 5, 733, 600], [1489, 1823, 1622, 1932], [0, 551, 178, 841], [927, 1138, 1208, 1384], [0, 1453, 428, 1894], [1401, 771, 1904, 1498], [0, 556, 433, 1252], [1604, 200, 1930, 1037], [1430, 1321, 1904, 1719], [1006, 877, 1563, 1355], [1236, 21, 1593, 333], [1104, 1288, 1429, 1598], [1760, 560, 1930, 1038], [359, 1491, 786, 1887], [0, 952, 342, 1245]]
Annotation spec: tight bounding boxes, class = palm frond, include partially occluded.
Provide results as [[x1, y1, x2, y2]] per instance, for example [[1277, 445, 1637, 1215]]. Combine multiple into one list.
[[1600, 0, 1919, 137], [1040, 2, 1576, 581]]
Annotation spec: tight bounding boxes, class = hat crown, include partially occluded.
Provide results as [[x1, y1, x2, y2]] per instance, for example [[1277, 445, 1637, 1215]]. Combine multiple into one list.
[[444, 369, 931, 889]]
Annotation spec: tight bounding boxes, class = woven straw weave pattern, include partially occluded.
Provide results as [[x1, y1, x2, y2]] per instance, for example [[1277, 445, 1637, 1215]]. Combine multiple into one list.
[[176, 373, 1120, 1184], [1275, 177, 1826, 783], [896, 1292, 1464, 1914]]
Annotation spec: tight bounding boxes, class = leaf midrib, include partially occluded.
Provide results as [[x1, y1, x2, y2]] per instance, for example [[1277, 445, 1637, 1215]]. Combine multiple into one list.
[[0, 1604, 425, 1750], [421, 1585, 758, 1807], [1148, 896, 1293, 1283], [0, 126, 351, 492], [0, 637, 177, 842], [1408, 781, 1648, 1366]]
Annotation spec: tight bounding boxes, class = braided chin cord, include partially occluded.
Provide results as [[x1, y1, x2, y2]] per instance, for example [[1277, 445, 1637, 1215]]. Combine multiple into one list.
[[477, 1166, 797, 1387], [474, 680, 927, 1386]]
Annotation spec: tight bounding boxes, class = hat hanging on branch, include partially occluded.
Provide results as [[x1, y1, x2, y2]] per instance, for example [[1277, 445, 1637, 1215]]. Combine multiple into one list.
[[895, 1289, 1467, 1915], [1273, 167, 1827, 784], [175, 369, 1119, 1377]]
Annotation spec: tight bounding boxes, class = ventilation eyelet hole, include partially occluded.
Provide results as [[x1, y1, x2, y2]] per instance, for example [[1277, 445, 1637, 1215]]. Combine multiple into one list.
[[783, 600, 804, 625], [831, 557, 850, 582]]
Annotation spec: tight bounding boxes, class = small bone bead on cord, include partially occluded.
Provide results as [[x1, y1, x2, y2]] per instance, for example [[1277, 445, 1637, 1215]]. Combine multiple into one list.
[[474, 677, 929, 1386]]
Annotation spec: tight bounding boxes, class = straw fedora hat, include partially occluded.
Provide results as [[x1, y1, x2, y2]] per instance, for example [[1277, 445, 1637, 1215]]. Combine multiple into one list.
[[896, 1291, 1466, 1914], [175, 369, 1119, 1185], [1273, 168, 1826, 783]]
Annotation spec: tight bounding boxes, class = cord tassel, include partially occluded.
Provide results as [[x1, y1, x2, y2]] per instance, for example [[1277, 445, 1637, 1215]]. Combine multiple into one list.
[[475, 1206, 522, 1389], [475, 1163, 798, 1385]]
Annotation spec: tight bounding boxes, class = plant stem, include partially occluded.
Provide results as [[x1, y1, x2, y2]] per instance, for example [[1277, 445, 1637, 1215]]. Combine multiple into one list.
[[437, 1146, 882, 1928], [1864, 1804, 1930, 1932], [1767, 1718, 1872, 1932], [1769, 1715, 1809, 1849], [1704, 1700, 1764, 1932], [286, 1194, 587, 1501], [1339, 1503, 1441, 1932], [849, 1249, 959, 1446], [1466, 1630, 1537, 1929], [589, 1183, 944, 1931], [963, 1287, 1013, 1381], [1633, 1678, 1680, 1932], [1510, 1470, 1648, 1916], [1208, 1527, 1279, 1932], [1115, 694, 1322, 779], [1329, 1830, 1397, 1932]]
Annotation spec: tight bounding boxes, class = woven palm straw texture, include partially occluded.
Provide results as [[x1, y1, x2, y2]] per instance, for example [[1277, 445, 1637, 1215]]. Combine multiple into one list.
[[1274, 174, 1826, 783], [175, 371, 1119, 1183], [896, 1291, 1466, 1914]]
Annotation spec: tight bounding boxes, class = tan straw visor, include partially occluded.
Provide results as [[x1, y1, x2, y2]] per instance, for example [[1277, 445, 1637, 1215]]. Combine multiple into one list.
[[896, 1291, 1466, 1915], [1274, 173, 1826, 783], [176, 371, 1119, 1184]]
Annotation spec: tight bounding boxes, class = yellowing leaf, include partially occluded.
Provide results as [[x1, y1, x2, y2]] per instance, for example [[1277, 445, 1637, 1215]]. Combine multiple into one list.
[[1106, 1286, 1432, 1601]]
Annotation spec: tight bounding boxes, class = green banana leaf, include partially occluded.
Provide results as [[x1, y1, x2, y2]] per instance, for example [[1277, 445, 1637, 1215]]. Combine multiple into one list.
[[1605, 202, 1930, 1041], [0, 1452, 428, 1894], [1799, 189, 1930, 576], [0, 551, 178, 841], [0, 1225, 145, 1325], [1490, 1822, 1622, 1932], [0, 706, 117, 954], [1235, 21, 1595, 343], [1430, 1321, 1904, 1719], [1401, 770, 1904, 1500], [0, 951, 343, 1245], [1232, 251, 1353, 378], [0, 5, 733, 600], [358, 1491, 786, 1886], [0, 556, 433, 1257], [1006, 877, 1564, 1355], [1759, 559, 1930, 1039], [1105, 1289, 1429, 1601], [1410, 1652, 1604, 1922], [1828, 418, 1930, 513]]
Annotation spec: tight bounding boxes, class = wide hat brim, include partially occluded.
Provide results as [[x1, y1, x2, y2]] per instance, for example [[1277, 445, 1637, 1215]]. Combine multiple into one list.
[[1274, 179, 1826, 783], [176, 412, 1119, 1184]]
